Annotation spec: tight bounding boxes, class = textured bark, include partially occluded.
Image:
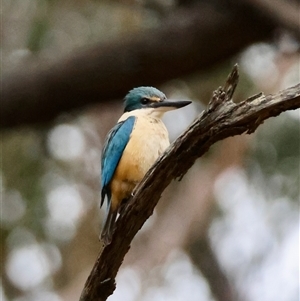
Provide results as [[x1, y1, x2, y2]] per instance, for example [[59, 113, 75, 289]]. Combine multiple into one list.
[[79, 65, 300, 301], [1, 2, 277, 129]]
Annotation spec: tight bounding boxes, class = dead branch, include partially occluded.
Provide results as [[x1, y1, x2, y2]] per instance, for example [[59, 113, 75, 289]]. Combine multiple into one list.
[[1, 2, 277, 129], [124, 137, 249, 301], [79, 65, 300, 301]]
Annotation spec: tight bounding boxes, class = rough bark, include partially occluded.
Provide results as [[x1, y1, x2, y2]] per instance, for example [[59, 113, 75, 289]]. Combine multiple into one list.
[[1, 2, 277, 129], [79, 65, 300, 301]]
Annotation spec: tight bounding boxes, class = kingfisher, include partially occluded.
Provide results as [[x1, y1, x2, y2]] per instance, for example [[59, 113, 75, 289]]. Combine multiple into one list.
[[100, 86, 191, 244]]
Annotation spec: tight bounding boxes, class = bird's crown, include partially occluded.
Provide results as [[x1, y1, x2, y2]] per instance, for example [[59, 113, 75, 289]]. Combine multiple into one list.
[[124, 86, 166, 112]]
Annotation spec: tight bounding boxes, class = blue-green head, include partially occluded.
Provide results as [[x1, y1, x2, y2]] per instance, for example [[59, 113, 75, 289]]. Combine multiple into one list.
[[123, 86, 191, 113]]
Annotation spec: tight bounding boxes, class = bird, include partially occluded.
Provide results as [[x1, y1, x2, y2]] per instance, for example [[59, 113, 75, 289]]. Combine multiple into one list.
[[100, 86, 191, 245]]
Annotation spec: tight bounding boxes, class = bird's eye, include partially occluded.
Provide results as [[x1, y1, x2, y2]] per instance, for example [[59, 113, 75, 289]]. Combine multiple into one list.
[[141, 98, 149, 105]]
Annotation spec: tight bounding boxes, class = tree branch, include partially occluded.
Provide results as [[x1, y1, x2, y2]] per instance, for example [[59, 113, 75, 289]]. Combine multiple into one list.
[[189, 234, 237, 301], [239, 0, 300, 38], [1, 2, 277, 129], [79, 65, 300, 301], [124, 137, 249, 301]]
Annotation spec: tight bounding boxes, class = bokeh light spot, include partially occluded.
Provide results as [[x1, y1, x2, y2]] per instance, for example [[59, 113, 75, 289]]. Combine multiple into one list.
[[6, 245, 51, 290], [47, 124, 85, 161]]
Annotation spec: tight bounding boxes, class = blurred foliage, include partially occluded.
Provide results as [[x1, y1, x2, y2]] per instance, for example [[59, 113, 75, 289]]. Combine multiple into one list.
[[27, 18, 49, 52], [248, 114, 300, 202], [1, 130, 47, 238], [1, 0, 299, 301]]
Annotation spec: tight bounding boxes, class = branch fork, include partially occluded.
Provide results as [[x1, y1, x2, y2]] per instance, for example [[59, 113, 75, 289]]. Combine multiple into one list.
[[80, 65, 300, 301]]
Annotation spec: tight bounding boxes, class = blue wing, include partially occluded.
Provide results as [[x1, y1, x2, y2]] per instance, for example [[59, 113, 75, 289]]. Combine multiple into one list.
[[101, 116, 136, 206]]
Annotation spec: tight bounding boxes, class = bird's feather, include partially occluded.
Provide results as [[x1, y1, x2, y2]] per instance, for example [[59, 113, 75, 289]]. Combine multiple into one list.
[[100, 116, 136, 206]]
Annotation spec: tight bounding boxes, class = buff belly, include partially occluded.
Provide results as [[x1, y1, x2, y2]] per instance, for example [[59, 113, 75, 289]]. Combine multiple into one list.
[[110, 116, 169, 209]]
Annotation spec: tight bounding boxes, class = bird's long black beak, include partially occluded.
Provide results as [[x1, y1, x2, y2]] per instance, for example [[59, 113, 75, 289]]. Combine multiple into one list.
[[151, 99, 192, 109]]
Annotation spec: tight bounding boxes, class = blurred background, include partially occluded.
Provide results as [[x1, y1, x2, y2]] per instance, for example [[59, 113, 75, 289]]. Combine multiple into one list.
[[1, 0, 299, 301]]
